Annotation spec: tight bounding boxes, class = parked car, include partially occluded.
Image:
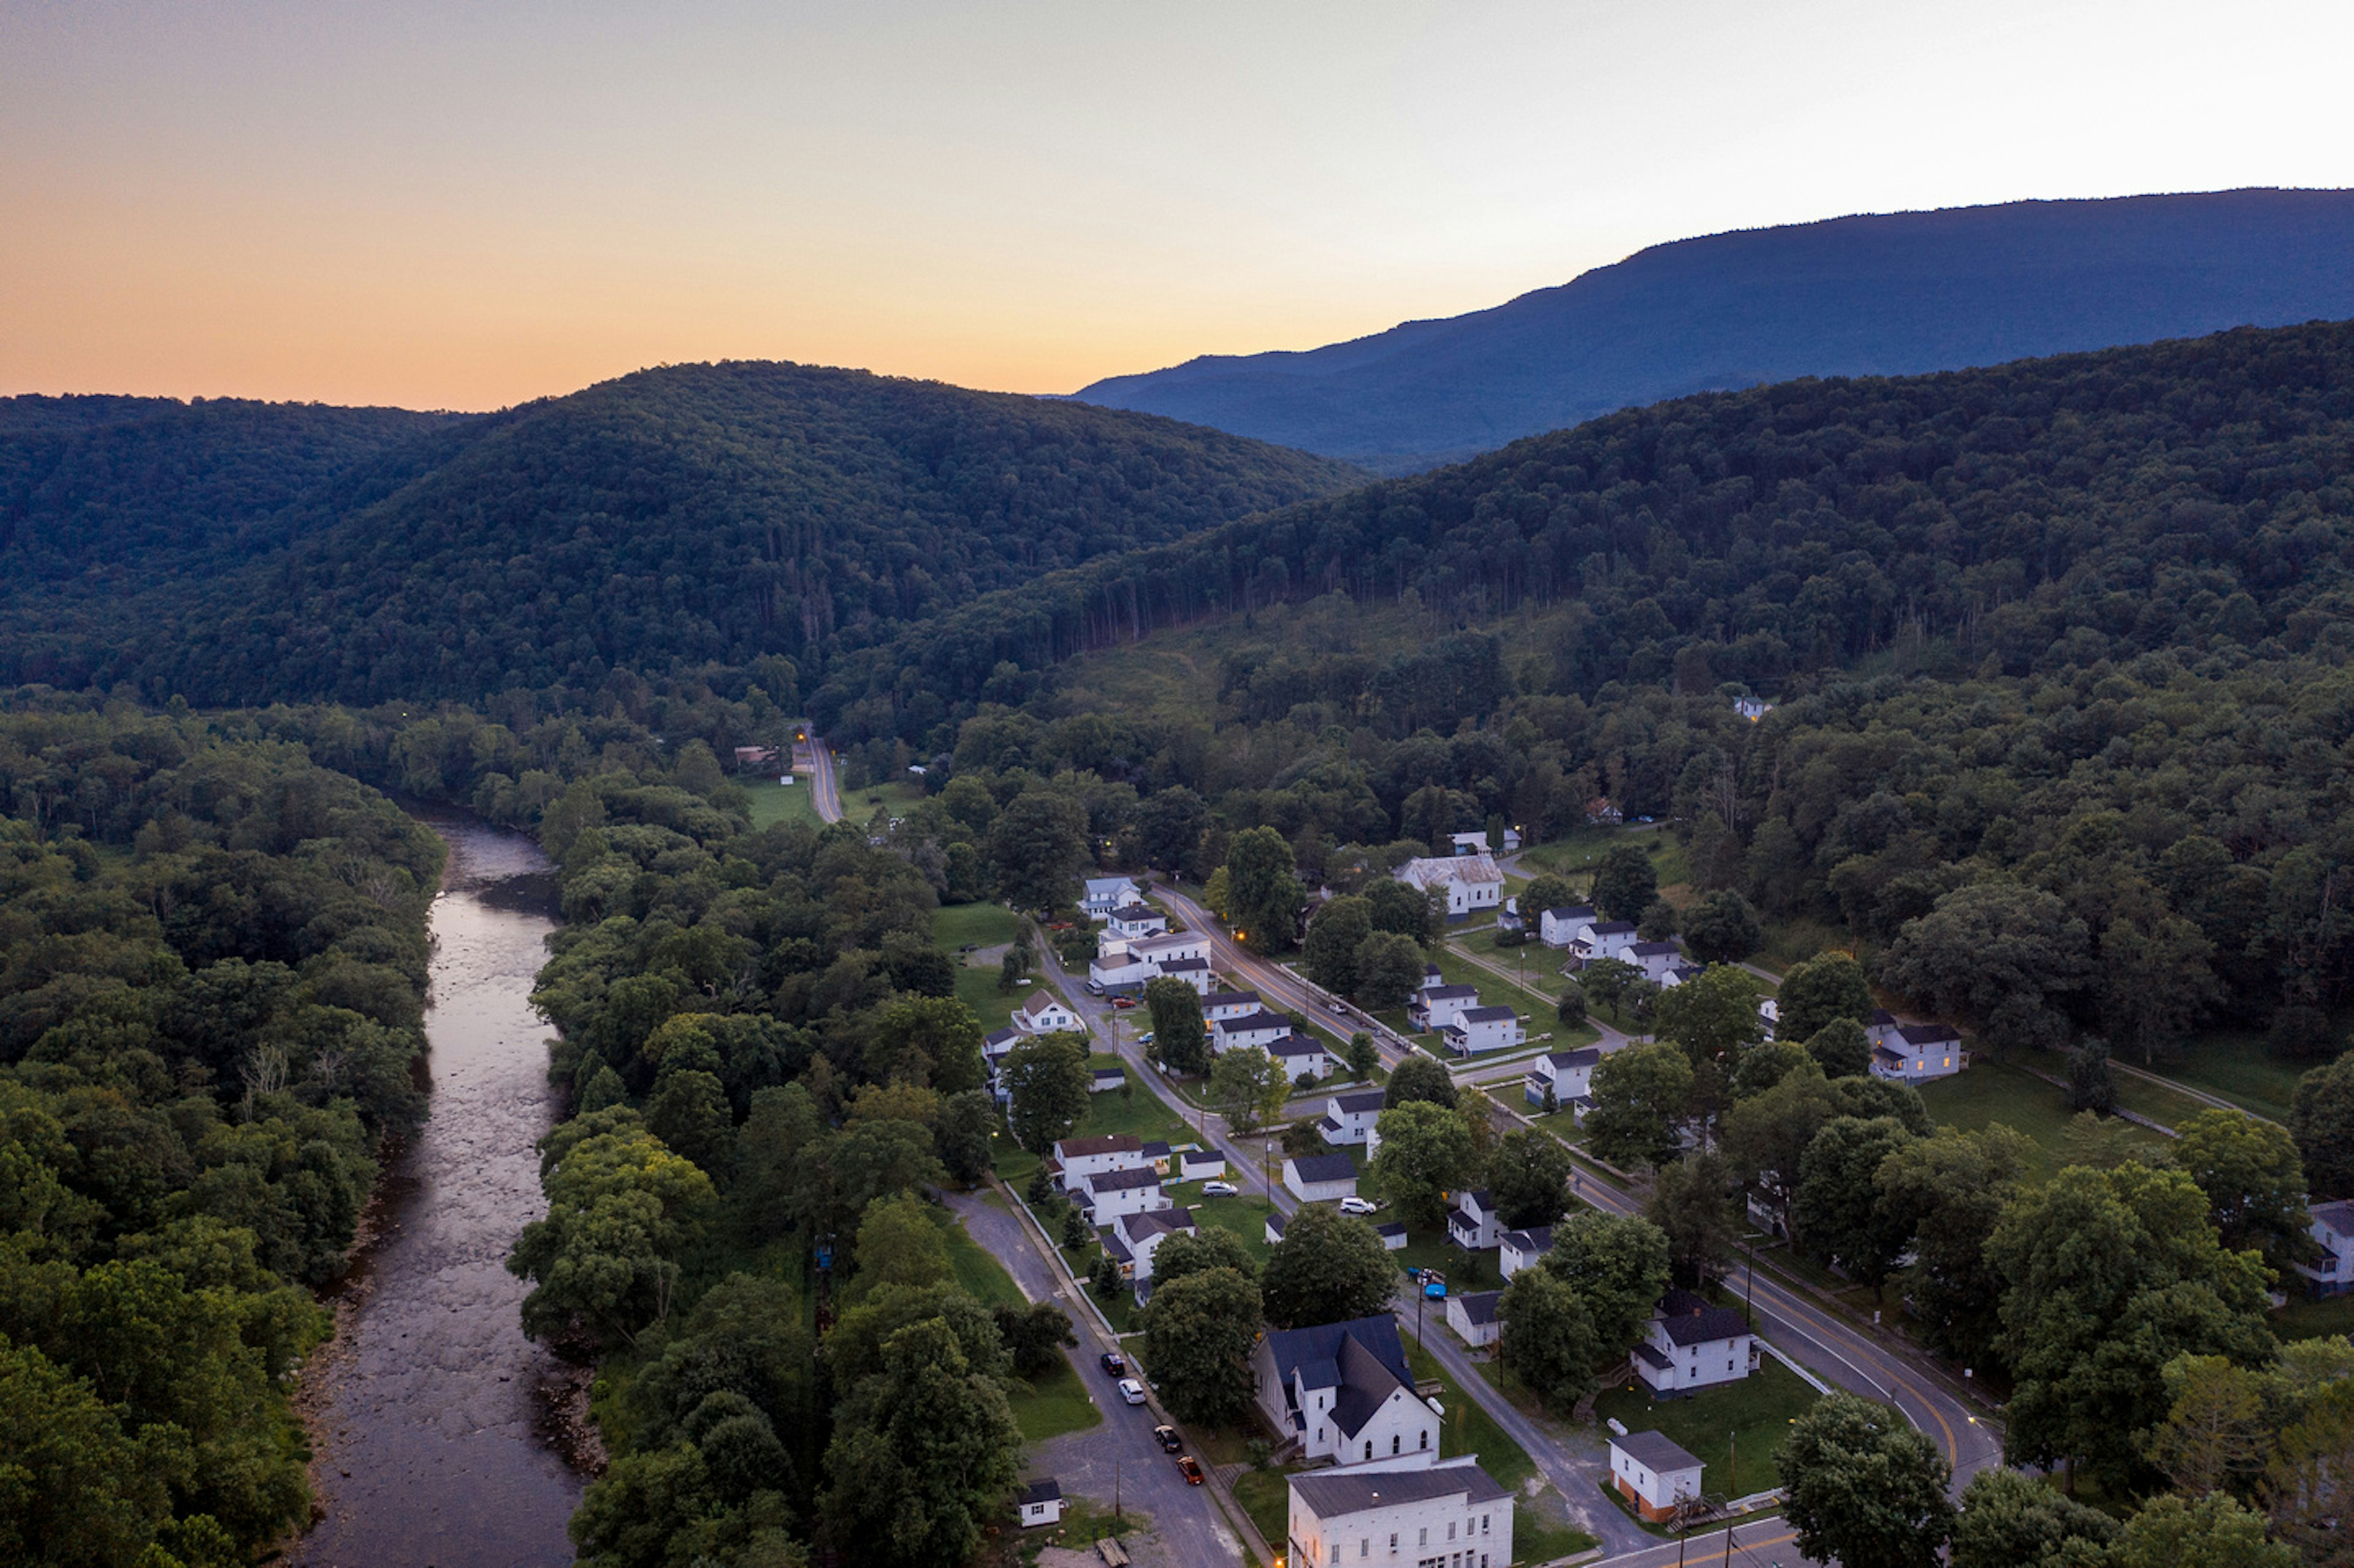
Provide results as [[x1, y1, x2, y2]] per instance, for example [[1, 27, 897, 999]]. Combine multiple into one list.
[[1176, 1456, 1205, 1485], [1327, 1001, 1348, 1015], [1084, 979, 1104, 995], [1338, 1196, 1379, 1216], [1100, 1352, 1126, 1376], [1111, 995, 1138, 1010], [1118, 1378, 1148, 1406], [1137, 1031, 1154, 1045], [1154, 1425, 1183, 1453], [1200, 1180, 1239, 1197], [1423, 1280, 1447, 1300]]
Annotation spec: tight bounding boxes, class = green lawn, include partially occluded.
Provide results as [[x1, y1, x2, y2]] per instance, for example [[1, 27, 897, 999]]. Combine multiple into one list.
[[1914, 1062, 2166, 1178], [934, 1204, 1026, 1310], [994, 1073, 1197, 1187], [1513, 1500, 1601, 1566], [1230, 1467, 1291, 1551], [742, 776, 825, 829], [1184, 1192, 1279, 1265], [1590, 1355, 1822, 1498], [2271, 1291, 2354, 1342], [833, 778, 927, 821], [935, 902, 1032, 1032], [1006, 1353, 1103, 1443], [2146, 1030, 2316, 1122], [1402, 1331, 1536, 1490]]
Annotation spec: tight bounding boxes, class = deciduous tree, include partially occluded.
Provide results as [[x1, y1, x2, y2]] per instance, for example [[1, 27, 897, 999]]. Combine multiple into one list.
[[1498, 1266, 1601, 1410], [1583, 1041, 1691, 1170], [2287, 1050, 2354, 1207], [1383, 1052, 1457, 1110], [1146, 976, 1209, 1076], [1776, 951, 1877, 1044], [1261, 1205, 1395, 1329], [1486, 1129, 1575, 1231], [1209, 1045, 1289, 1135], [1302, 895, 1373, 996], [1368, 1102, 1476, 1228], [1681, 890, 1764, 964], [1780, 1393, 1956, 1568], [1001, 1034, 1091, 1157], [2173, 1109, 2310, 1269], [1591, 845, 1658, 922], [1137, 1266, 1262, 1426], [1224, 827, 1304, 954], [1352, 931, 1426, 1010]]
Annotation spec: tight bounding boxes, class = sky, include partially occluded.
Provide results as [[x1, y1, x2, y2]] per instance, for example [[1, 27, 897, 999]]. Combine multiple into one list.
[[4, 0, 2351, 411]]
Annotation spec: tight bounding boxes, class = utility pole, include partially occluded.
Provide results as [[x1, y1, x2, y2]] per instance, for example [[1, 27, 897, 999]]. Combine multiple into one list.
[[1743, 1235, 1758, 1328], [1728, 1430, 1736, 1499], [1722, 1520, 1735, 1568]]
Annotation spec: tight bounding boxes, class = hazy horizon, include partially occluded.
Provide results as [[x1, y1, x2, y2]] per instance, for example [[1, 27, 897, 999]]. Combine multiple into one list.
[[7, 1, 2352, 412]]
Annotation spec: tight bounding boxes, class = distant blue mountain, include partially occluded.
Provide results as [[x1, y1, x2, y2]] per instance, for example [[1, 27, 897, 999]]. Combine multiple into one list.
[[1074, 189, 2354, 472]]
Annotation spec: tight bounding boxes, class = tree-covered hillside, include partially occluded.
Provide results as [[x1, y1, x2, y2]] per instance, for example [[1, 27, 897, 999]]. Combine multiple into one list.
[[1076, 188, 2354, 470], [0, 363, 1361, 705], [819, 319, 2354, 744]]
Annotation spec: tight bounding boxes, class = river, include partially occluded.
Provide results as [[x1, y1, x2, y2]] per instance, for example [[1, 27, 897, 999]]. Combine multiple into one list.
[[291, 810, 585, 1568]]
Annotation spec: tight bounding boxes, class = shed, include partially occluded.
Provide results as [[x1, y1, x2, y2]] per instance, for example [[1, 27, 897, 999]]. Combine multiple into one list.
[[1610, 1432, 1703, 1521], [1016, 1477, 1064, 1528], [1284, 1153, 1360, 1204]]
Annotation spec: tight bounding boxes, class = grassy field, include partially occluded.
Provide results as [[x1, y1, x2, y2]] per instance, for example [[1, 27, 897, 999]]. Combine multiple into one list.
[[930, 1203, 1104, 1442], [2147, 1031, 2315, 1121], [2272, 1291, 2354, 1341], [832, 777, 928, 821], [1591, 1355, 1821, 1498], [994, 1069, 1197, 1187], [742, 775, 826, 829], [1402, 1331, 1536, 1490], [935, 902, 1030, 1032], [1914, 1062, 2166, 1178], [1230, 1467, 1290, 1551], [1184, 1192, 1279, 1265], [1754, 916, 1852, 976], [1514, 1501, 1602, 1565]]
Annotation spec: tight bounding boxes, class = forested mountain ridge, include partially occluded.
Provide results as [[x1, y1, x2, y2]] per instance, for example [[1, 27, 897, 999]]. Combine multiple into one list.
[[1075, 188, 2354, 470], [818, 318, 2354, 746], [0, 362, 1362, 705]]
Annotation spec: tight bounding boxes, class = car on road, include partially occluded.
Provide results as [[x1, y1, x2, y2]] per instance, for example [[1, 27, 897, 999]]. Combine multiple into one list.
[[1327, 1001, 1348, 1015], [1111, 996, 1138, 1010], [1154, 1425, 1183, 1453], [1200, 1180, 1239, 1197], [1084, 979, 1104, 995], [1338, 1196, 1379, 1216], [1118, 1378, 1148, 1406], [1175, 1455, 1205, 1485], [1137, 1031, 1154, 1045], [1100, 1352, 1126, 1376]]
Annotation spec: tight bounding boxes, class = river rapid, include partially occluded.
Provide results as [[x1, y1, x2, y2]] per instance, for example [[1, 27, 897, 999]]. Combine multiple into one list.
[[291, 811, 584, 1568]]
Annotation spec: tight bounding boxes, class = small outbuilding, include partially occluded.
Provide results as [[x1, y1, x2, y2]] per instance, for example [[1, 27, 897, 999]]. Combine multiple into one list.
[[1610, 1431, 1703, 1523], [1284, 1153, 1360, 1204], [1016, 1476, 1064, 1528]]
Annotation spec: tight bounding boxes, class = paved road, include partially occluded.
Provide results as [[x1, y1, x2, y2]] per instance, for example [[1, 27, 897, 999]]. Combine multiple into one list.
[[942, 1187, 1250, 1566], [804, 736, 844, 822]]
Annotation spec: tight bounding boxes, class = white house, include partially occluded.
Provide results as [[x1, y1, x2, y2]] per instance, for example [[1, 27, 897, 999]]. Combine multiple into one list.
[[1203, 988, 1263, 1021], [1072, 1166, 1170, 1224], [1441, 1005, 1523, 1057], [1015, 1477, 1064, 1529], [1524, 1046, 1599, 1110], [1447, 831, 1491, 856], [1254, 1316, 1439, 1468], [1088, 948, 1152, 992], [2293, 1200, 2354, 1296], [1609, 1432, 1704, 1523], [1132, 931, 1212, 969], [1447, 1289, 1503, 1349], [1090, 1067, 1126, 1094], [1287, 1457, 1512, 1568], [1634, 1288, 1758, 1395], [1626, 940, 1685, 984], [1270, 1033, 1336, 1081], [1568, 919, 1641, 965], [1014, 989, 1081, 1035], [1285, 1153, 1360, 1204], [1537, 905, 1598, 948], [1320, 1089, 1387, 1146], [1395, 854, 1505, 920], [1107, 1206, 1196, 1284], [1870, 1022, 1965, 1082], [1105, 902, 1169, 941], [1154, 955, 1213, 994], [1499, 1225, 1553, 1281], [1212, 1009, 1295, 1054], [1446, 1189, 1504, 1250], [982, 1026, 1021, 1069], [1081, 877, 1141, 920], [1408, 984, 1480, 1032], [1177, 1147, 1227, 1182], [1053, 1133, 1152, 1183]]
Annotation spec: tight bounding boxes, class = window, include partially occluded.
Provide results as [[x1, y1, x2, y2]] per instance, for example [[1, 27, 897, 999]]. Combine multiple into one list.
[[1447, 1522, 1457, 1540], [1365, 1441, 1374, 1461], [1419, 1529, 1428, 1546], [1481, 1515, 1490, 1534], [1362, 1540, 1370, 1558], [1392, 1433, 1401, 1455], [1420, 1429, 1430, 1450]]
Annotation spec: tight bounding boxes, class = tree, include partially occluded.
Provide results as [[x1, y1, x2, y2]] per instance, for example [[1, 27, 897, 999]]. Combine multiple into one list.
[[1682, 889, 1764, 964], [1780, 1393, 1956, 1568], [2173, 1108, 2310, 1268], [1591, 845, 1658, 921], [0, 1337, 173, 1568], [1498, 1266, 1601, 1410], [2264, 1375, 2354, 1565], [1880, 884, 2093, 1056], [1647, 1151, 1738, 1289], [1730, 1038, 1810, 1098], [1583, 1041, 1692, 1170], [1133, 786, 1209, 874], [509, 1122, 719, 1349], [1261, 1206, 1396, 1328], [1209, 1046, 1290, 1135], [1487, 1130, 1575, 1230], [1344, 1032, 1379, 1081], [997, 945, 1026, 994], [1302, 895, 1373, 995], [2288, 1050, 2354, 1202], [1792, 1116, 1919, 1285], [1653, 964, 1765, 1066], [1090, 1251, 1124, 1298], [2106, 1494, 2295, 1568], [1368, 1102, 1476, 1228], [1352, 931, 1426, 1009], [1001, 1034, 1091, 1156], [1987, 1162, 2275, 1493], [1805, 1018, 1872, 1078], [1637, 899, 1679, 942], [1579, 957, 1640, 1023], [1537, 1210, 1671, 1355], [2100, 915, 2221, 1064], [1873, 1125, 2032, 1365], [1522, 874, 1577, 920], [933, 1090, 997, 1187], [1152, 1228, 1262, 1288], [833, 1117, 948, 1217], [992, 1301, 1078, 1379], [2065, 1038, 2117, 1113], [646, 1070, 736, 1181], [1146, 976, 1209, 1076], [821, 1314, 1023, 1568], [850, 1192, 952, 1299], [1224, 827, 1304, 954], [866, 994, 988, 1094], [1364, 878, 1435, 946], [2147, 1352, 2269, 1499], [985, 790, 1089, 914], [1383, 1052, 1458, 1111], [1137, 1266, 1262, 1426], [1555, 980, 1586, 1029], [1777, 951, 1878, 1043], [1059, 1205, 1090, 1250], [1949, 1468, 2116, 1568]]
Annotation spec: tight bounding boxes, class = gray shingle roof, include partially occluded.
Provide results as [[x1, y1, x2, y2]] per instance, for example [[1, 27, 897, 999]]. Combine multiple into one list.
[[1458, 1005, 1518, 1024], [1084, 1167, 1163, 1193], [1288, 1154, 1357, 1185], [2310, 1198, 2354, 1237], [1335, 1090, 1386, 1113], [1613, 1430, 1702, 1475], [1017, 1477, 1062, 1505], [1454, 1290, 1502, 1325], [1656, 1288, 1749, 1346], [1290, 1462, 1509, 1520]]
